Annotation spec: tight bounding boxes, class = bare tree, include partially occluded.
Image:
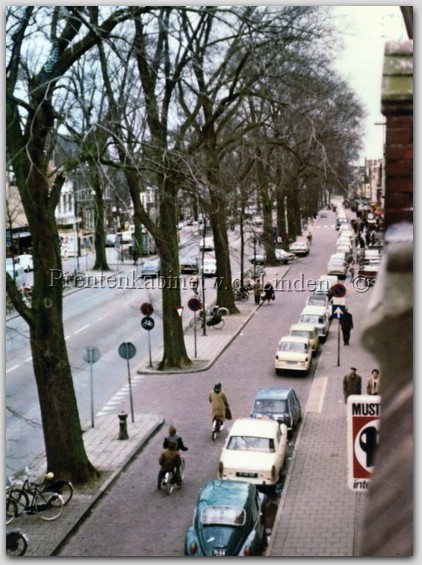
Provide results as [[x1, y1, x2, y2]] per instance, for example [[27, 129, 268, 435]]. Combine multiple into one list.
[[6, 6, 141, 482]]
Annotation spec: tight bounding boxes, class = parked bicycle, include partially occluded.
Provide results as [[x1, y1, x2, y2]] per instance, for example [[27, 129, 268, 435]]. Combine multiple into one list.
[[6, 469, 69, 521], [233, 286, 250, 302], [194, 305, 229, 330]]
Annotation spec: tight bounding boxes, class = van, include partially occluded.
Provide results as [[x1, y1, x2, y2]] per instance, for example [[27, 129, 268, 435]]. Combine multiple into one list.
[[298, 305, 330, 342], [199, 236, 214, 252], [6, 260, 26, 290], [289, 323, 319, 356]]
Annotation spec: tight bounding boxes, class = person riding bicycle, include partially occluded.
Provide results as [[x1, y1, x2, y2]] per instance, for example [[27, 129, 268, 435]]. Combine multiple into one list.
[[163, 425, 188, 452], [209, 382, 230, 433], [157, 440, 182, 490]]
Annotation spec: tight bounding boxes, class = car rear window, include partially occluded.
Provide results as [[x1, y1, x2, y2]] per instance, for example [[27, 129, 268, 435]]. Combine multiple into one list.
[[254, 399, 287, 413], [227, 435, 275, 453], [201, 505, 246, 526], [278, 341, 307, 352]]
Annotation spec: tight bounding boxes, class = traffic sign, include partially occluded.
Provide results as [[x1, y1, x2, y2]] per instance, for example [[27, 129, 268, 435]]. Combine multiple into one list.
[[332, 304, 346, 319], [347, 395, 381, 491], [118, 342, 137, 360], [83, 346, 100, 364], [188, 297, 202, 312], [140, 302, 154, 316], [331, 283, 347, 298], [141, 316, 155, 331]]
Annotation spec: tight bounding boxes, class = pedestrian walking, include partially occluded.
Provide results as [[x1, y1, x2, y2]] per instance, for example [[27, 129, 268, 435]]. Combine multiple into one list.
[[190, 274, 199, 294], [349, 262, 356, 283], [253, 279, 262, 305], [367, 369, 381, 395], [343, 367, 362, 403], [340, 308, 354, 345], [262, 281, 275, 304]]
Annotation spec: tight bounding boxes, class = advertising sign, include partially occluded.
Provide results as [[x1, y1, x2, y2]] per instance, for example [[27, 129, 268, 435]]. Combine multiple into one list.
[[347, 394, 381, 491]]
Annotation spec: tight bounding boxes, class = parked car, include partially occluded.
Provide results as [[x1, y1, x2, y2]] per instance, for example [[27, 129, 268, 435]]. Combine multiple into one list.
[[275, 335, 312, 374], [138, 259, 161, 278], [202, 257, 217, 277], [306, 294, 332, 320], [218, 418, 288, 489], [289, 240, 310, 256], [180, 256, 199, 274], [250, 386, 301, 439], [298, 305, 330, 342], [313, 275, 338, 296], [289, 323, 319, 356], [16, 254, 33, 272], [184, 479, 268, 557], [199, 236, 214, 252], [247, 249, 294, 265], [335, 217, 349, 230], [327, 257, 347, 279]]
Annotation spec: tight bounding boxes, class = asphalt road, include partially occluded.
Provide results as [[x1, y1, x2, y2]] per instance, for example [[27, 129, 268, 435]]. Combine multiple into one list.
[[56, 211, 343, 557], [5, 227, 245, 477]]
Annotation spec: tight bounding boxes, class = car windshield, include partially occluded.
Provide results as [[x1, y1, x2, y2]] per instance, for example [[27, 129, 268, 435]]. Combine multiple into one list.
[[291, 331, 311, 339], [254, 399, 287, 413], [301, 315, 321, 325], [279, 342, 307, 352], [308, 296, 327, 306], [201, 505, 246, 526], [227, 435, 275, 453]]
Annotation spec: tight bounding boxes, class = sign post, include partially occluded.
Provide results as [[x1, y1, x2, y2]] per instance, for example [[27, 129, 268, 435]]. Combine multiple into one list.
[[188, 297, 202, 358], [118, 342, 137, 423], [140, 303, 154, 368], [331, 285, 347, 367], [347, 394, 381, 491], [82, 346, 100, 428]]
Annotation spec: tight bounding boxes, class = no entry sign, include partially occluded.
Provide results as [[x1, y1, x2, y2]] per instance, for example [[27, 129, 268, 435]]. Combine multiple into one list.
[[347, 394, 381, 492]]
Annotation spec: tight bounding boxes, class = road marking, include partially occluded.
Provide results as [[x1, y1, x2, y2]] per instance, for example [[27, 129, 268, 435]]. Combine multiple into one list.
[[306, 376, 328, 413], [6, 364, 19, 373], [65, 335, 71, 340], [74, 324, 90, 335], [24, 356, 32, 362], [97, 314, 109, 321]]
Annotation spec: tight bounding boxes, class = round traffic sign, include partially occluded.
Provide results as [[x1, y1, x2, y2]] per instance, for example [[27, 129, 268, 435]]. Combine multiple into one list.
[[188, 297, 202, 312], [83, 346, 100, 364], [331, 283, 347, 298], [140, 302, 154, 316], [141, 316, 155, 331], [118, 342, 137, 360]]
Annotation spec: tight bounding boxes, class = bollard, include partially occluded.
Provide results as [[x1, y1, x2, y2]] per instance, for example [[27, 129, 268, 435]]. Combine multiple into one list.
[[118, 411, 129, 440]]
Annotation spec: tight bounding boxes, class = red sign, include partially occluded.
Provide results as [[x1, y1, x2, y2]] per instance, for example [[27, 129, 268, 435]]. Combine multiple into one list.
[[347, 395, 381, 491], [331, 283, 347, 298], [140, 302, 154, 316]]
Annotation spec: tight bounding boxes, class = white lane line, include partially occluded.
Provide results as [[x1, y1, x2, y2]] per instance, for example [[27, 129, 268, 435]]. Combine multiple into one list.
[[24, 356, 32, 362], [97, 314, 109, 321], [74, 324, 90, 335], [6, 365, 20, 373], [65, 335, 71, 340], [306, 376, 328, 414]]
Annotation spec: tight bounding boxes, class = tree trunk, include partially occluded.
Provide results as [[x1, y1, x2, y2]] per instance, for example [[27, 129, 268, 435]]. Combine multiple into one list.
[[157, 178, 192, 370], [92, 168, 110, 271]]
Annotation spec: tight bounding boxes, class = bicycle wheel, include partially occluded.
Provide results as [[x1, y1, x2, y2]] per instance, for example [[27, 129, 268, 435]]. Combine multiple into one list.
[[46, 480, 73, 506], [180, 458, 186, 481], [6, 531, 28, 556], [239, 291, 249, 302], [217, 306, 229, 317], [165, 473, 174, 495], [34, 491, 63, 521], [6, 498, 18, 525], [8, 488, 29, 516]]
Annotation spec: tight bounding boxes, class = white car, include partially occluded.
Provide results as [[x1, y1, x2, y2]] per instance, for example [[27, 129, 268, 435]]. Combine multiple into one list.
[[199, 236, 214, 252], [289, 240, 310, 256], [327, 258, 347, 278], [218, 418, 288, 488], [298, 305, 330, 342], [275, 335, 312, 374], [202, 257, 217, 277], [313, 275, 338, 296], [16, 254, 33, 272], [306, 294, 332, 320], [289, 323, 319, 356]]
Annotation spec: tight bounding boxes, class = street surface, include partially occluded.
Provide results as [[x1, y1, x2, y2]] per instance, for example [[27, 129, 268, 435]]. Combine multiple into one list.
[[54, 209, 375, 557]]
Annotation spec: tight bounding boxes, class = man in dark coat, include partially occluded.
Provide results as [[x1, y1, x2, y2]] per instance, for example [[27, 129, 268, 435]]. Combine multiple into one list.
[[340, 308, 354, 345], [343, 367, 362, 403]]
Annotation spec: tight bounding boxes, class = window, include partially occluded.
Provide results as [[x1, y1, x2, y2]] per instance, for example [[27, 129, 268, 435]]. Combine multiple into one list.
[[201, 506, 246, 526], [227, 435, 275, 453]]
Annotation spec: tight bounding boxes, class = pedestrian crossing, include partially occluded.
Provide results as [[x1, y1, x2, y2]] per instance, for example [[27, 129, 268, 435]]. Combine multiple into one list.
[[96, 374, 145, 416]]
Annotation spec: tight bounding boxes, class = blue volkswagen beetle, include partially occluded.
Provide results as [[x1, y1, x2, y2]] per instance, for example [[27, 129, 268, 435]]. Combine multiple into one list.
[[184, 480, 268, 556]]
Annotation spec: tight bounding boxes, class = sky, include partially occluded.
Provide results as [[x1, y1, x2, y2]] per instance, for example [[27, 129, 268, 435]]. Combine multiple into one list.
[[330, 5, 409, 163]]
